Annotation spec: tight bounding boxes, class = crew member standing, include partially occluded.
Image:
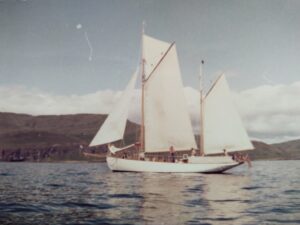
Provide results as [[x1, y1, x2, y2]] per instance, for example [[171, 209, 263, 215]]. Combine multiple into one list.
[[169, 146, 175, 163]]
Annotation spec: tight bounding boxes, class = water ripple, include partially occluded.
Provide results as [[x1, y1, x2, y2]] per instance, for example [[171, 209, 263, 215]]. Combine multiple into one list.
[[108, 193, 144, 199], [0, 161, 299, 225]]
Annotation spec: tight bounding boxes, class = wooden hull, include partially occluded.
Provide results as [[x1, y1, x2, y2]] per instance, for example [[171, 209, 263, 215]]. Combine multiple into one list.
[[106, 156, 242, 173]]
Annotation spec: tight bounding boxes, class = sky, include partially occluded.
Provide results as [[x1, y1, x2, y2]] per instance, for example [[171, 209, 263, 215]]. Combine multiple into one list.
[[0, 0, 300, 143]]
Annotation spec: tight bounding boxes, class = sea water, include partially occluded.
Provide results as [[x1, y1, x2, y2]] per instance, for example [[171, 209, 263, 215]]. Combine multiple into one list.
[[0, 161, 299, 225]]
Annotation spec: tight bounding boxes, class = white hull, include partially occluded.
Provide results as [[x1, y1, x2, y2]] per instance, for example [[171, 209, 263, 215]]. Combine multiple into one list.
[[106, 156, 242, 173]]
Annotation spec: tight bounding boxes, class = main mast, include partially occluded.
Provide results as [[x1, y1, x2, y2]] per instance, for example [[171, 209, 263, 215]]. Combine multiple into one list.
[[140, 22, 146, 151], [199, 60, 205, 156]]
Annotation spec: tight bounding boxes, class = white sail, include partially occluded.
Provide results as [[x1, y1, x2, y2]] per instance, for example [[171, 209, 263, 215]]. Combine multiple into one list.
[[203, 75, 254, 154], [143, 36, 197, 152], [143, 34, 171, 78], [89, 71, 138, 147]]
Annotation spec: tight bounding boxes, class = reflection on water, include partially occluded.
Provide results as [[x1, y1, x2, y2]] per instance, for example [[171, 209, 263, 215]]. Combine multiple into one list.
[[202, 174, 253, 224], [137, 173, 254, 225], [0, 161, 299, 225]]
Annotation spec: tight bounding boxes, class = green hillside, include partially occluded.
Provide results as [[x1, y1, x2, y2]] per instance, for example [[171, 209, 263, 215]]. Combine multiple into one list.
[[0, 112, 139, 161], [0, 112, 299, 161], [272, 139, 300, 160]]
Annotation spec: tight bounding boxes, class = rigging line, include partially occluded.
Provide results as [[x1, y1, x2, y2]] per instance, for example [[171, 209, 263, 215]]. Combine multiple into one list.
[[144, 42, 175, 83], [84, 31, 93, 61]]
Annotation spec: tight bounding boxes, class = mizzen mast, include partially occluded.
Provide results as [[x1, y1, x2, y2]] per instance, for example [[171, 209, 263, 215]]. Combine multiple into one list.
[[199, 60, 205, 156]]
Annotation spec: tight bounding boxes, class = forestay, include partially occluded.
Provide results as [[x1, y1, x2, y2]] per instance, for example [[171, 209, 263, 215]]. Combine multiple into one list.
[[143, 36, 197, 153], [203, 75, 254, 154], [89, 71, 138, 147]]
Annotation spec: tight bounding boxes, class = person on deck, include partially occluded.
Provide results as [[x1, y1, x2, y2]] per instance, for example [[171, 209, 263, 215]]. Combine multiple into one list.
[[169, 146, 175, 163], [223, 149, 228, 156], [242, 154, 252, 167], [139, 152, 145, 161], [191, 148, 196, 157]]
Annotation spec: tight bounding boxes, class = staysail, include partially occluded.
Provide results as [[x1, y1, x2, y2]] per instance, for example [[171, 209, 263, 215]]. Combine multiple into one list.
[[89, 71, 138, 147], [203, 75, 254, 154], [143, 35, 197, 152]]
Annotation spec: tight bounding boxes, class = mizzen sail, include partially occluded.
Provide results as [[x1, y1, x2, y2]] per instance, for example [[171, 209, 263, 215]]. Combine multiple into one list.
[[203, 75, 254, 154], [89, 71, 138, 147], [143, 35, 197, 152]]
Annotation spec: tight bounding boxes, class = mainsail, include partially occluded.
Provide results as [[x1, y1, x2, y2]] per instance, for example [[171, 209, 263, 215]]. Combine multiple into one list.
[[203, 75, 254, 154], [89, 71, 138, 147], [143, 35, 171, 78], [143, 35, 197, 152]]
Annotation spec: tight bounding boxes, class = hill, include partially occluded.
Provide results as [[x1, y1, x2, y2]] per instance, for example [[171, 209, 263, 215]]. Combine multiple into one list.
[[272, 139, 300, 160], [0, 112, 139, 161], [0, 112, 299, 161], [247, 141, 286, 160]]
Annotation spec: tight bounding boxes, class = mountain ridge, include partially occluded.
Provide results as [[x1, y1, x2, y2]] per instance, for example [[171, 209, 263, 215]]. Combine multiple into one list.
[[0, 112, 299, 161]]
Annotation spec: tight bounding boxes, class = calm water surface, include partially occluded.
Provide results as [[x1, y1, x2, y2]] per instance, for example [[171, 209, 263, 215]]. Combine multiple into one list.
[[0, 161, 299, 225]]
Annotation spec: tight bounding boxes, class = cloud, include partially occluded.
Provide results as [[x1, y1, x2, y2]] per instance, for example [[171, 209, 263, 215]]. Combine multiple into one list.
[[1, 81, 300, 143], [0, 85, 119, 115], [232, 81, 300, 143]]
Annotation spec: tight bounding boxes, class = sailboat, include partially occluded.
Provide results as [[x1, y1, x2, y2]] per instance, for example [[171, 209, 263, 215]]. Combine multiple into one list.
[[89, 33, 254, 173]]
